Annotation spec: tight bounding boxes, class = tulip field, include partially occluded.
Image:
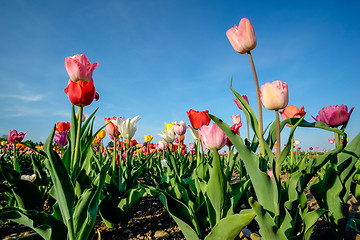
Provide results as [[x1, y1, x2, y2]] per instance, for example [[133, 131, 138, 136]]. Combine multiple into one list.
[[1, 18, 360, 240]]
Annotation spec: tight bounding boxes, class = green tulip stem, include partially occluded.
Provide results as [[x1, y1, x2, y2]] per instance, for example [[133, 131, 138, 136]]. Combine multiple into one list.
[[196, 138, 201, 166], [178, 135, 182, 156], [227, 146, 231, 166], [247, 51, 265, 156], [275, 110, 281, 181], [73, 106, 83, 173], [247, 119, 250, 141], [335, 131, 340, 148], [290, 137, 294, 172], [112, 137, 117, 172]]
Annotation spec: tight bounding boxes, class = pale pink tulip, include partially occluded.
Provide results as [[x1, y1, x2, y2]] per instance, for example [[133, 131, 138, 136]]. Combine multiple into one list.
[[198, 123, 227, 150], [231, 114, 241, 125], [260, 80, 288, 110], [226, 18, 257, 54]]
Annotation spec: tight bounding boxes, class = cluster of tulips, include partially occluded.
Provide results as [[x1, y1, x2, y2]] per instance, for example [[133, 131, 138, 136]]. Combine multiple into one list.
[[1, 17, 360, 240]]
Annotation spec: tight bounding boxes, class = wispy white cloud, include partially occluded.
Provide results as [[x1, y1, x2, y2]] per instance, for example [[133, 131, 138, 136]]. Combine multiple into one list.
[[52, 110, 70, 118], [0, 106, 43, 119], [1, 94, 44, 102]]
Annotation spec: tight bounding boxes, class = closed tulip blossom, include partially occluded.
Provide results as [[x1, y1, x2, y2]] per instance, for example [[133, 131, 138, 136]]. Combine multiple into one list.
[[260, 80, 289, 110], [226, 123, 242, 147], [105, 117, 120, 140], [97, 130, 106, 139], [65, 54, 99, 82], [234, 95, 249, 110], [56, 122, 71, 133], [54, 130, 69, 147], [173, 120, 187, 135], [312, 104, 354, 127], [189, 142, 195, 149], [157, 139, 169, 151], [226, 18, 257, 54], [112, 115, 141, 140], [198, 123, 227, 150], [187, 109, 211, 129], [231, 114, 242, 125], [144, 135, 153, 143], [8, 130, 28, 144], [328, 138, 335, 144], [64, 54, 99, 107], [280, 105, 306, 120]]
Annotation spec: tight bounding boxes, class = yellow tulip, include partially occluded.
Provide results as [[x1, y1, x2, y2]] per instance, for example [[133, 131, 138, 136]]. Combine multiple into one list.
[[97, 130, 106, 139], [1, 141, 8, 146], [35, 146, 43, 150], [165, 122, 174, 132], [144, 135, 153, 143]]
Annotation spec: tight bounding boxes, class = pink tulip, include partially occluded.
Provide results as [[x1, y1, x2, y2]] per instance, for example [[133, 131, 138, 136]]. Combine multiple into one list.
[[189, 142, 195, 149], [234, 95, 249, 110], [231, 114, 241, 125], [226, 18, 257, 54], [312, 104, 354, 127], [198, 123, 227, 150], [8, 130, 28, 144], [260, 80, 288, 110], [65, 54, 99, 82], [173, 120, 187, 135], [328, 138, 335, 144], [157, 140, 169, 151]]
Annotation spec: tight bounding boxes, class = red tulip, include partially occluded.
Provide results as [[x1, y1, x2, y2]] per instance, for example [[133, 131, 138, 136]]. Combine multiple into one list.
[[187, 109, 211, 129], [56, 122, 71, 133], [64, 79, 99, 107], [64, 54, 99, 107], [105, 117, 120, 140], [226, 18, 257, 54]]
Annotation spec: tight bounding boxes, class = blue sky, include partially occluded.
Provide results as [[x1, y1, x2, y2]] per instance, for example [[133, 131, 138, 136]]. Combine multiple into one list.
[[1, 0, 359, 152]]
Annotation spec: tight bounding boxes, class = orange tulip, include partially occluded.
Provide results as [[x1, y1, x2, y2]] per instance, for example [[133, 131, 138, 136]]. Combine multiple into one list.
[[279, 105, 306, 120]]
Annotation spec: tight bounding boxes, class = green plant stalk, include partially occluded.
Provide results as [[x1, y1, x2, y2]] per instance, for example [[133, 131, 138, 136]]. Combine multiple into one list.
[[247, 51, 265, 156], [178, 135, 182, 156], [247, 119, 250, 141], [275, 110, 281, 181], [196, 138, 201, 166], [335, 131, 341, 148], [112, 137, 117, 172], [290, 137, 294, 172], [72, 106, 83, 173]]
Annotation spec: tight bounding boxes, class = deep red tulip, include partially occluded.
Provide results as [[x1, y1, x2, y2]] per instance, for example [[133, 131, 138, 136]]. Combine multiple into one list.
[[187, 109, 211, 129]]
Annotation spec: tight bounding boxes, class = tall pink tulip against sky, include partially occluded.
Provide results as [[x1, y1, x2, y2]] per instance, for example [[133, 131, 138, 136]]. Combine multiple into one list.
[[226, 18, 257, 54], [226, 18, 265, 156]]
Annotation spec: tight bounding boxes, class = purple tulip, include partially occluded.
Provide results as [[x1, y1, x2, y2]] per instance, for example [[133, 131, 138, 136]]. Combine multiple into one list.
[[198, 123, 227, 150], [54, 130, 68, 147], [312, 104, 354, 127]]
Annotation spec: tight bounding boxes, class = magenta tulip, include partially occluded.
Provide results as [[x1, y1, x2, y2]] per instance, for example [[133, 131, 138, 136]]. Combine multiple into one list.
[[54, 130, 69, 147], [260, 80, 288, 110], [226, 18, 257, 54], [8, 130, 28, 144], [198, 123, 227, 150], [312, 104, 354, 127], [234, 95, 249, 110]]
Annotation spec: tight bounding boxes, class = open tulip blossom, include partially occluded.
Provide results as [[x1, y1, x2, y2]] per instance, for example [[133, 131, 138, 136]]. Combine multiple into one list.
[[112, 115, 141, 140], [8, 130, 28, 144], [312, 104, 354, 128]]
